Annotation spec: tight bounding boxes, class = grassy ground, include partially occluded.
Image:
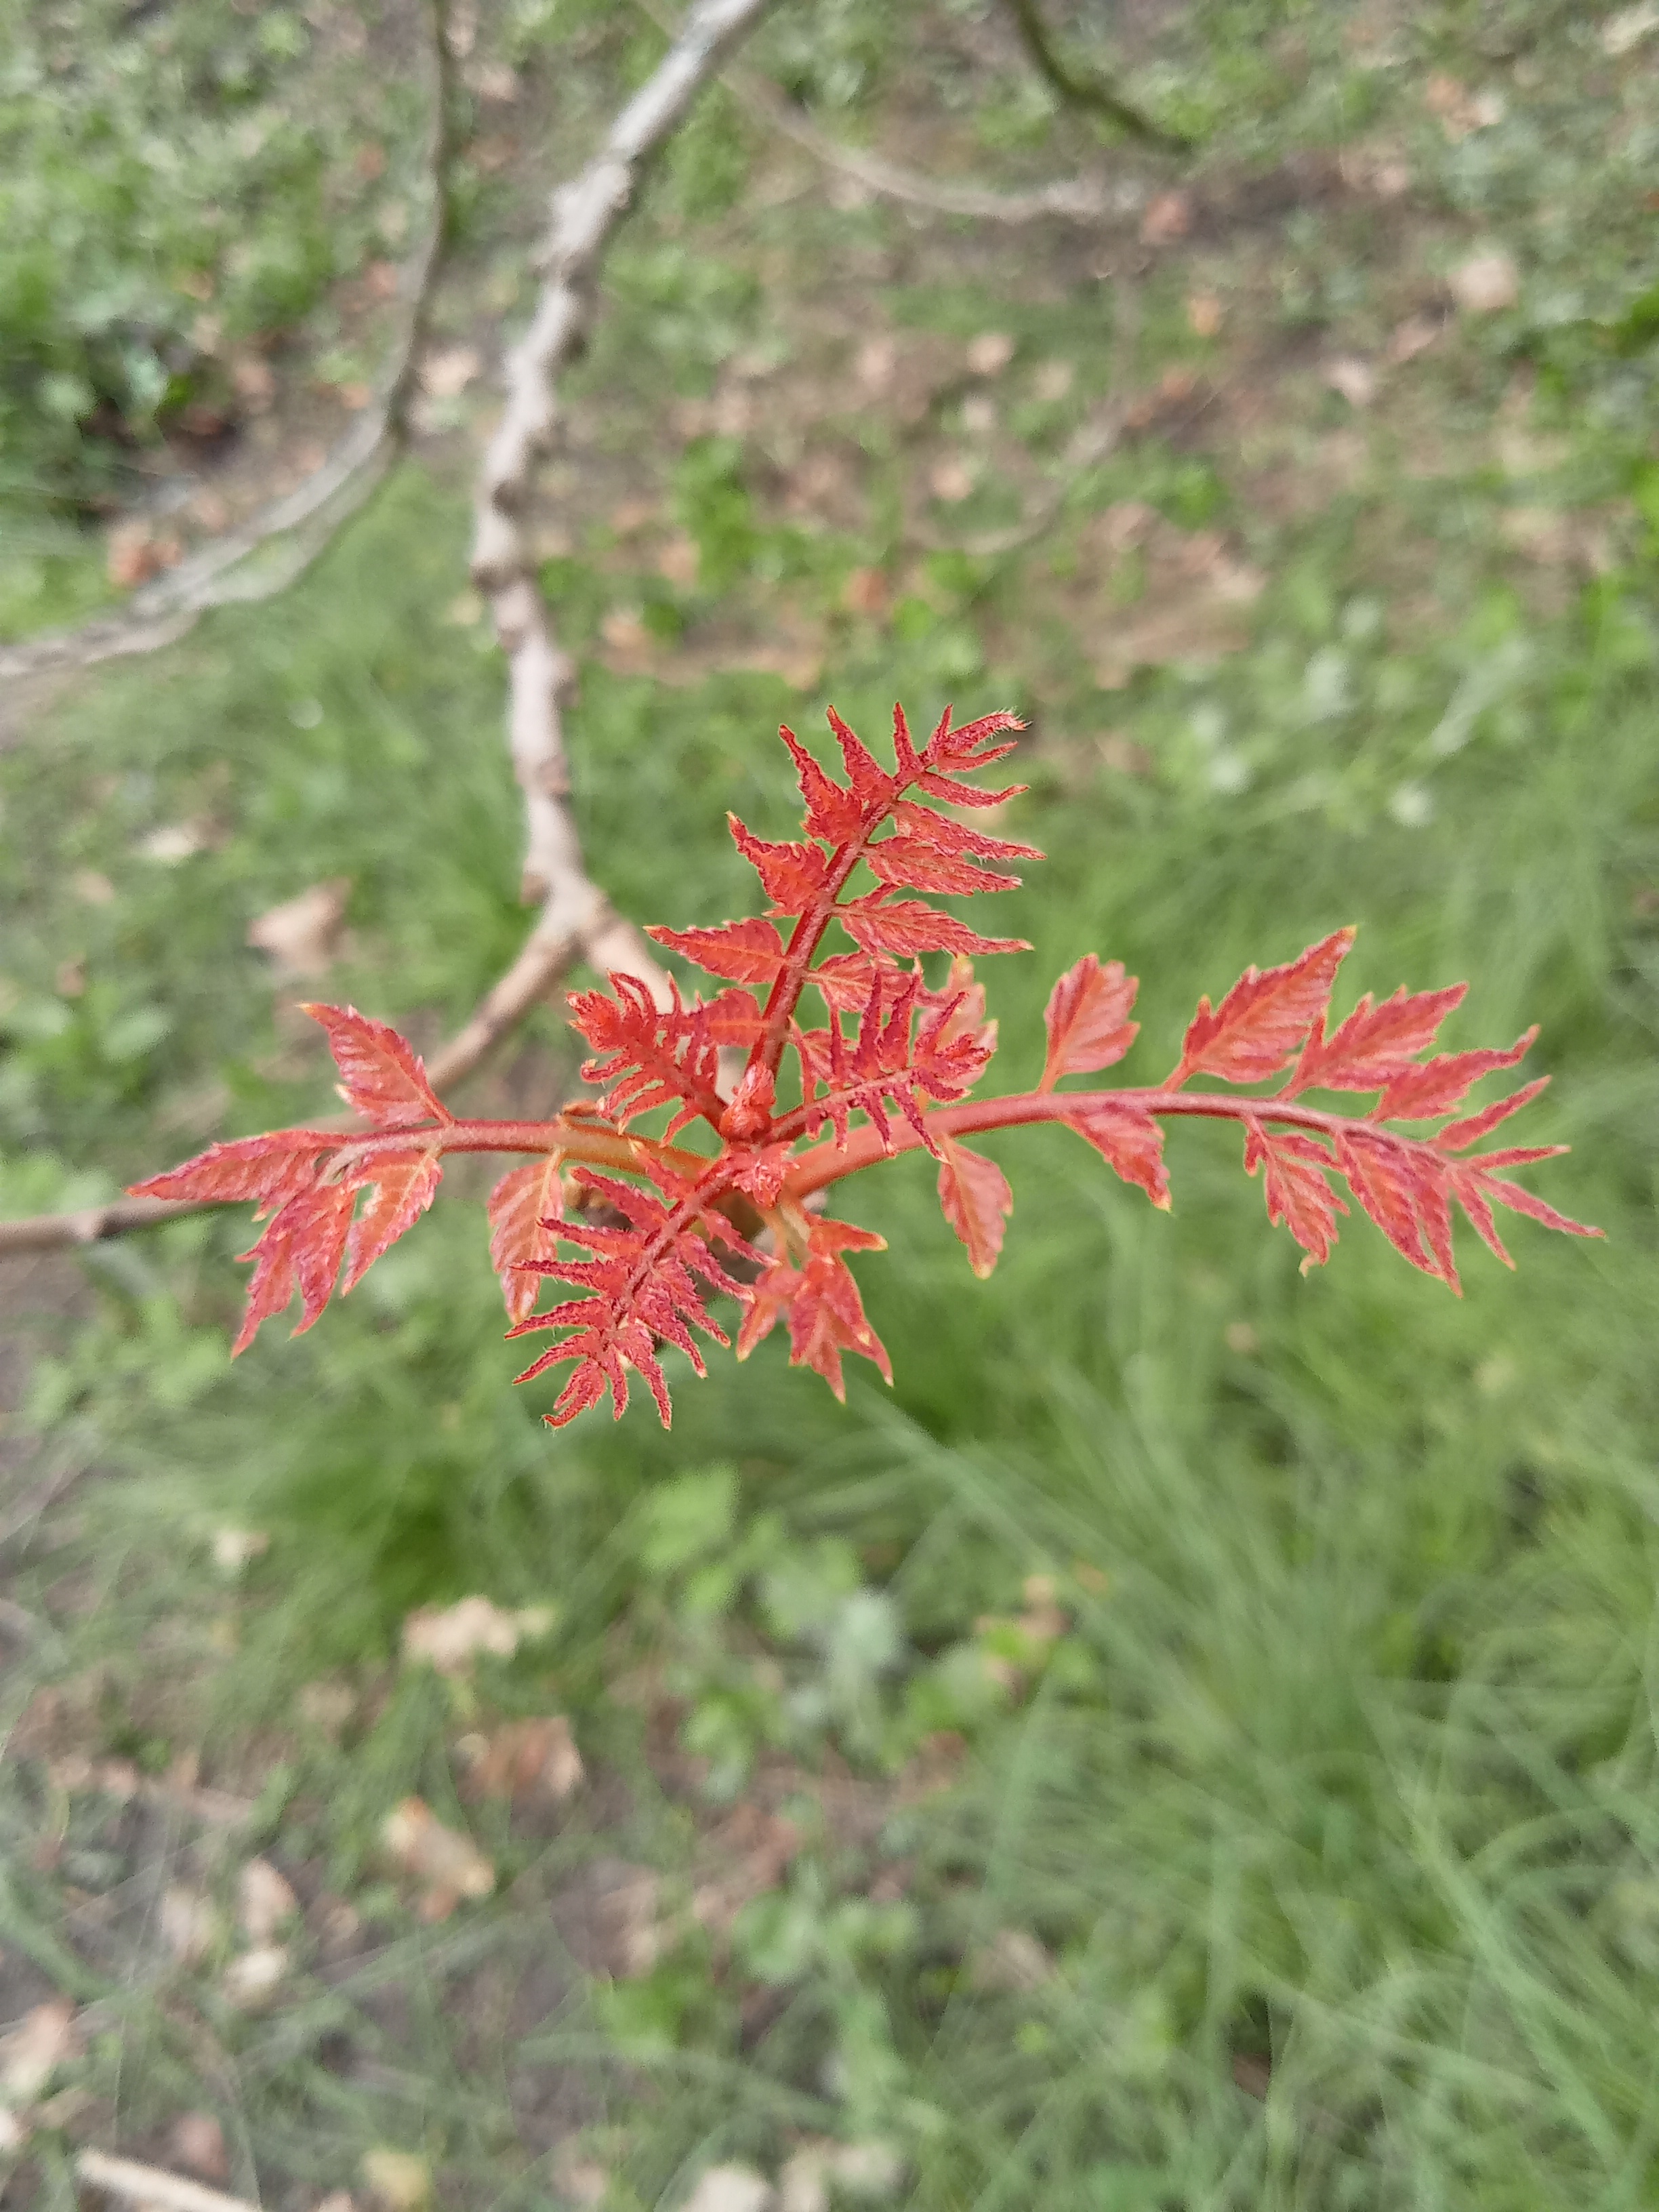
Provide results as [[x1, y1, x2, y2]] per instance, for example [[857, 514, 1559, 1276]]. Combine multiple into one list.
[[3, 3, 1658, 2209]]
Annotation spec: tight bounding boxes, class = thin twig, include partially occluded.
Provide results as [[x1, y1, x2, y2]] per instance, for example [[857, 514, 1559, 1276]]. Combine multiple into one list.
[[632, 0, 1134, 224], [75, 2150, 260, 2212], [1001, 0, 1193, 152], [0, 0, 451, 697], [470, 0, 775, 1005], [903, 282, 1139, 558], [0, 12, 790, 1265], [903, 406, 1125, 558]]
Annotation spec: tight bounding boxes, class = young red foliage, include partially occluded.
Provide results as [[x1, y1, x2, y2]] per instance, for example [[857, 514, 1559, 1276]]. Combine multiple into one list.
[[128, 705, 1601, 1428]]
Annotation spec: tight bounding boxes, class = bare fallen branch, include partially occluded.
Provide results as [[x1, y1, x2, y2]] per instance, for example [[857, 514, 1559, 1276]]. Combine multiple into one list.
[[0, 1195, 203, 1258], [1001, 0, 1193, 152], [75, 2150, 260, 2212], [470, 0, 775, 1019], [903, 284, 1140, 558], [903, 407, 1125, 558], [731, 65, 1128, 223], [0, 0, 450, 699]]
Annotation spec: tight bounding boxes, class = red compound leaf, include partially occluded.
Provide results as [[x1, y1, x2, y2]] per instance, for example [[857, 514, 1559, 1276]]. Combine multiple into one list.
[[736, 1216, 890, 1401], [1333, 1126, 1446, 1282], [647, 916, 787, 989], [781, 966, 994, 1155], [1243, 1119, 1349, 1273], [726, 815, 832, 914], [130, 1128, 337, 1214], [231, 1181, 356, 1355], [1056, 1099, 1170, 1209], [937, 1135, 1013, 1279], [781, 722, 865, 846], [1431, 1077, 1551, 1153], [1286, 982, 1467, 1098], [1040, 956, 1139, 1090], [506, 1168, 756, 1428], [341, 1145, 443, 1294], [301, 1004, 449, 1128], [1443, 1153, 1602, 1269], [865, 838, 1023, 898], [1374, 1031, 1537, 1122], [1174, 929, 1354, 1086], [487, 1155, 565, 1325], [700, 988, 768, 1051], [103, 705, 1597, 1426], [838, 896, 1029, 962], [888, 799, 1042, 864], [810, 952, 885, 1013], [567, 971, 726, 1136], [826, 705, 895, 816]]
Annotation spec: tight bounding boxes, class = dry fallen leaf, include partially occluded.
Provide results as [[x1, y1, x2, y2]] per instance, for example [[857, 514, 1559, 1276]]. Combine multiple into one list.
[[459, 1715, 584, 1805], [169, 2110, 230, 2182], [550, 2143, 611, 2207], [161, 1884, 222, 1967], [381, 1797, 495, 1919], [657, 534, 701, 587], [928, 455, 976, 504], [362, 2148, 432, 2212], [222, 1944, 289, 2009], [1031, 358, 1074, 403], [231, 354, 276, 408], [778, 2142, 903, 2212], [1140, 188, 1192, 244], [238, 1858, 300, 1943], [965, 330, 1015, 377], [1186, 291, 1224, 339], [968, 1926, 1057, 1993], [401, 1595, 554, 1675], [246, 879, 351, 980], [137, 821, 211, 865], [472, 60, 520, 101], [0, 2000, 80, 2102], [840, 567, 890, 619], [681, 2165, 774, 2212], [1323, 356, 1377, 409], [211, 1527, 270, 1574], [298, 1679, 357, 1735], [1386, 314, 1441, 365], [70, 869, 116, 906], [1449, 249, 1519, 314], [419, 344, 483, 398], [1603, 0, 1659, 52], [854, 335, 897, 394], [600, 605, 651, 657]]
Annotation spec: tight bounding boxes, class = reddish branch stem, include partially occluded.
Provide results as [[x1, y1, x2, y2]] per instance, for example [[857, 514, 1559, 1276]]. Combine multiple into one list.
[[337, 1088, 1431, 1195]]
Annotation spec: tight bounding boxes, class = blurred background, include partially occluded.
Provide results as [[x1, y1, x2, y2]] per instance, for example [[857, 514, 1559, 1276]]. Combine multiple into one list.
[[1, 1, 1657, 2206]]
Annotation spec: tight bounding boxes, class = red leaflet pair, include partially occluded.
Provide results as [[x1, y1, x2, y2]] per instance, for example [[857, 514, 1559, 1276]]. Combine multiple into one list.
[[132, 705, 1600, 1427]]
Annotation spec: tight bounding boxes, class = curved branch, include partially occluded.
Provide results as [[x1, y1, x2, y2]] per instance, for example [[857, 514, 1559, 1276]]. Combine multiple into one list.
[[0, 5, 787, 1270], [1001, 0, 1193, 152], [722, 61, 1124, 222], [468, 0, 776, 1017], [0, 0, 452, 695]]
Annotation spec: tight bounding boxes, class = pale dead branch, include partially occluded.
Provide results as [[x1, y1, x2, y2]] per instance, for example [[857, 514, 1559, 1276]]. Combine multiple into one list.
[[902, 283, 1140, 558], [0, 0, 449, 698], [0, 3, 785, 1267], [730, 64, 1129, 224], [75, 2149, 260, 2212], [469, 0, 776, 1015]]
